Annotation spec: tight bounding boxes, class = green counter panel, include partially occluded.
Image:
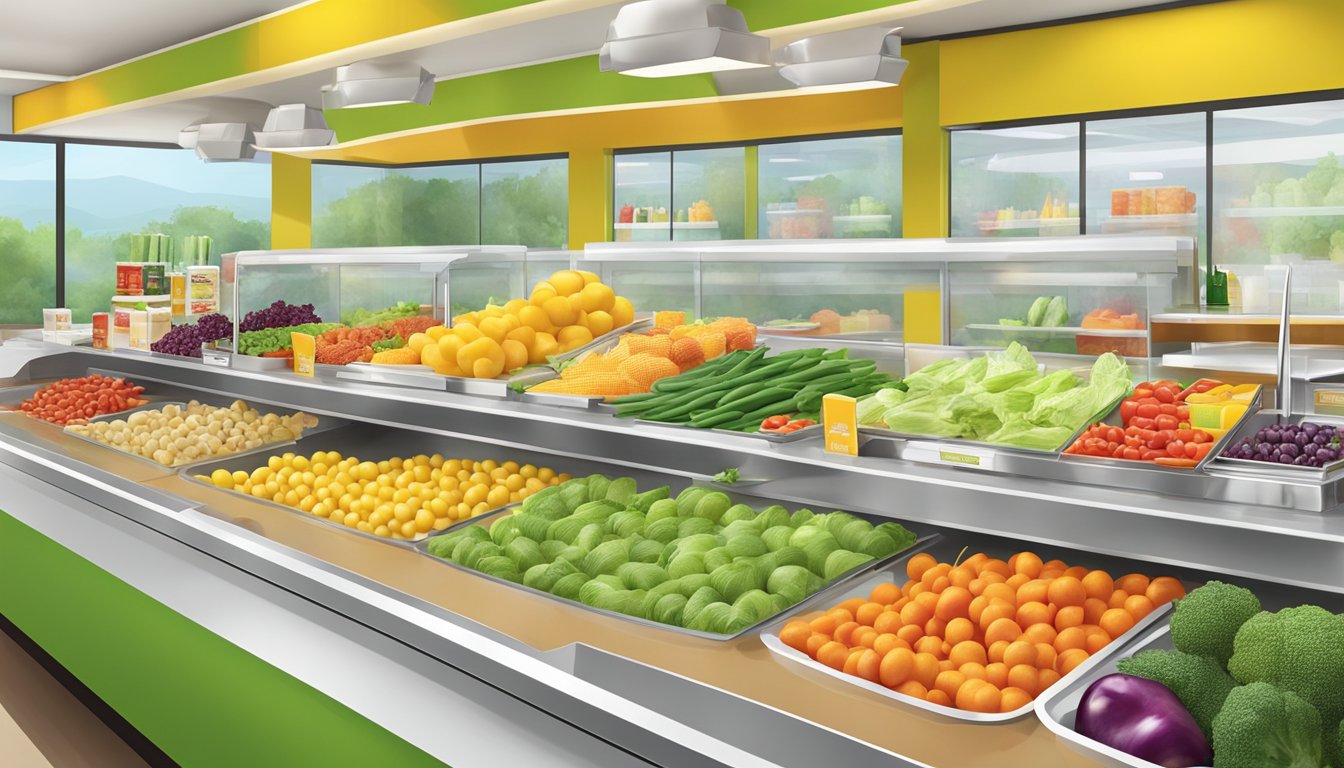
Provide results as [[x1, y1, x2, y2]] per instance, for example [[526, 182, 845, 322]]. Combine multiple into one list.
[[0, 511, 444, 768]]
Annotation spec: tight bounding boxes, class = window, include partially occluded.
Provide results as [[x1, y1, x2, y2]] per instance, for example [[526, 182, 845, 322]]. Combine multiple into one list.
[[614, 148, 745, 241], [1213, 99, 1344, 310], [950, 124, 1080, 237], [64, 145, 271, 321], [0, 141, 57, 324], [759, 133, 902, 239], [1086, 113, 1205, 246], [312, 163, 480, 248], [482, 157, 568, 248]]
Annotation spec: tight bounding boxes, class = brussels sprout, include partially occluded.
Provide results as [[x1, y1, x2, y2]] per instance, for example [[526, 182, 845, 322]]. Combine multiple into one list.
[[514, 512, 553, 542], [683, 586, 725, 624], [574, 522, 605, 552], [617, 562, 670, 591], [675, 486, 709, 517], [578, 578, 617, 606], [677, 516, 715, 538], [725, 535, 768, 560], [629, 537, 664, 564], [488, 515, 521, 546], [857, 530, 898, 559], [733, 589, 777, 624], [766, 565, 812, 604], [630, 485, 670, 513], [547, 516, 587, 544], [653, 593, 688, 626], [676, 573, 712, 596], [539, 539, 569, 561], [644, 517, 679, 544], [551, 572, 589, 600], [823, 549, 874, 581], [773, 545, 807, 569], [719, 503, 757, 526], [837, 519, 875, 551], [581, 539, 630, 576], [604, 477, 638, 506], [585, 474, 612, 503], [476, 555, 522, 583], [801, 532, 842, 574], [709, 560, 762, 603], [645, 498, 680, 523], [757, 505, 791, 530], [693, 492, 733, 524], [571, 500, 621, 524], [761, 525, 793, 553], [505, 537, 545, 572], [789, 508, 815, 527], [702, 547, 733, 573]]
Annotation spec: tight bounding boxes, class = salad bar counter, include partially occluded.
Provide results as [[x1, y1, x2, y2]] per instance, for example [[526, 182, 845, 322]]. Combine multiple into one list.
[[1, 337, 1342, 768]]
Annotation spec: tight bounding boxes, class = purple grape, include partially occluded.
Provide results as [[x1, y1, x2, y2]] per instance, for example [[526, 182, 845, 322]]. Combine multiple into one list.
[[239, 300, 321, 333], [1281, 443, 1300, 458], [1303, 423, 1320, 438], [151, 313, 234, 358]]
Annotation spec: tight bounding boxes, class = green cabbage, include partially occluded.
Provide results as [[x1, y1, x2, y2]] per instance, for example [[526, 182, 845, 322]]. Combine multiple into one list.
[[824, 549, 875, 580], [603, 477, 637, 506], [629, 485, 670, 512], [578, 578, 616, 606], [790, 508, 815, 527], [756, 505, 791, 530], [557, 481, 591, 512], [581, 539, 629, 576], [683, 586, 725, 625], [505, 538, 545, 572], [476, 555, 522, 583], [803, 533, 842, 574], [702, 547, 733, 573], [668, 553, 706, 579], [693, 492, 733, 523], [688, 602, 736, 634], [617, 562, 670, 591], [676, 574, 712, 596], [539, 539, 569, 561], [837, 519, 874, 551], [645, 498, 679, 523], [709, 561, 762, 602], [733, 589, 777, 624], [644, 517, 680, 543], [677, 516, 715, 538], [719, 503, 757, 525], [488, 515, 521, 546], [547, 516, 587, 544], [574, 522, 605, 552], [653, 593, 688, 625], [514, 512, 553, 542], [761, 525, 794, 552], [767, 564, 812, 604], [551, 572, 589, 600], [725, 535, 768, 560], [571, 500, 621, 524], [674, 487, 709, 517], [585, 475, 612, 503], [629, 538, 664, 564], [773, 545, 807, 569]]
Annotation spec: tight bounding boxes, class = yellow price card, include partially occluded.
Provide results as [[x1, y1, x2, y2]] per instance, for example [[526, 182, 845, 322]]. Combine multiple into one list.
[[822, 393, 859, 456], [291, 332, 316, 378]]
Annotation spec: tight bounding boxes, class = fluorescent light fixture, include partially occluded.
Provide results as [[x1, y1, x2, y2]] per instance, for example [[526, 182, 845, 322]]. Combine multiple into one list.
[[768, 157, 805, 164], [194, 123, 256, 162], [254, 104, 335, 149], [786, 174, 825, 182], [712, 65, 797, 96], [322, 61, 434, 109], [615, 161, 652, 168], [776, 26, 908, 91], [177, 125, 199, 150], [1129, 170, 1165, 181], [600, 0, 770, 78]]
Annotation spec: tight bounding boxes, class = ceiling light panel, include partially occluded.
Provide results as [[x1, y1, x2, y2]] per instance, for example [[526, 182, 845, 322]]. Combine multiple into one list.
[[776, 26, 908, 91], [600, 0, 770, 78], [322, 61, 435, 109]]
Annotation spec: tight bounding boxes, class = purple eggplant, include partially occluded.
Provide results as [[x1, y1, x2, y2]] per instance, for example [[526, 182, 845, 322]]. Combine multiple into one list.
[[1075, 673, 1212, 768]]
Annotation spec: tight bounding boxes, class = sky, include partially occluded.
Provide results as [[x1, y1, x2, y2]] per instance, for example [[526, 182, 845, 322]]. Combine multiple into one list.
[[0, 139, 270, 198]]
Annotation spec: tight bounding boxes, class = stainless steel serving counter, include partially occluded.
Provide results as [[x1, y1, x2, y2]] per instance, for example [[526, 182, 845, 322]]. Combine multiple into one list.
[[1, 342, 1341, 768]]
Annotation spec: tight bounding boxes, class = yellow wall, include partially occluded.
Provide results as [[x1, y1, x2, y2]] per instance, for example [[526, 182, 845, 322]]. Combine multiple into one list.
[[271, 154, 312, 249], [287, 0, 1344, 251]]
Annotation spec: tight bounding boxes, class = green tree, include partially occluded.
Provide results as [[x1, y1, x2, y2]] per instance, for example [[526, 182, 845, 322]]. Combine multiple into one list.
[[0, 217, 57, 324]]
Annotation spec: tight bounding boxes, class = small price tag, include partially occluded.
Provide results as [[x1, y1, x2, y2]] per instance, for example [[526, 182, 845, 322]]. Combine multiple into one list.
[[901, 441, 998, 471], [201, 347, 230, 368], [1316, 389, 1344, 408], [291, 332, 316, 378], [822, 393, 859, 456]]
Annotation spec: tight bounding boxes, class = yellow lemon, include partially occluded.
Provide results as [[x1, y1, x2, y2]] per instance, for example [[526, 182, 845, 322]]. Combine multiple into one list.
[[557, 325, 594, 352], [425, 325, 450, 341], [577, 270, 601, 286], [530, 281, 558, 306], [453, 323, 483, 343], [586, 310, 615, 338], [407, 332, 432, 354], [501, 313, 521, 332], [452, 311, 480, 327], [457, 337, 505, 379], [549, 270, 586, 297], [543, 295, 577, 327], [579, 282, 616, 314], [518, 304, 550, 332], [530, 332, 560, 364], [478, 316, 509, 343], [479, 304, 505, 320], [438, 333, 465, 364], [501, 339, 529, 373], [503, 298, 529, 315], [611, 296, 635, 328], [506, 325, 536, 348]]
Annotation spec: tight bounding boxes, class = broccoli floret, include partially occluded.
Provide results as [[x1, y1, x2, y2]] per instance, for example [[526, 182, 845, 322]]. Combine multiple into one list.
[[1212, 682, 1325, 768], [1228, 605, 1344, 740], [1118, 649, 1236, 738], [1170, 581, 1261, 667]]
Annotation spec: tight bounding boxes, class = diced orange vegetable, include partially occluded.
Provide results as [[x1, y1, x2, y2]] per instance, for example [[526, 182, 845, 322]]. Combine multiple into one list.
[[668, 337, 706, 372], [654, 311, 686, 329]]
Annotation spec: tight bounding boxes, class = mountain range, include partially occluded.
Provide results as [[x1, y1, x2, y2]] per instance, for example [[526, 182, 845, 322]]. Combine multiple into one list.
[[0, 176, 269, 232]]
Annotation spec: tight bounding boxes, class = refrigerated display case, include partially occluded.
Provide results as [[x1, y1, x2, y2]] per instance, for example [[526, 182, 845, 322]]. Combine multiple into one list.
[[612, 149, 737, 242], [1212, 98, 1344, 313], [759, 134, 903, 240], [1086, 113, 1205, 244], [951, 123, 1082, 237]]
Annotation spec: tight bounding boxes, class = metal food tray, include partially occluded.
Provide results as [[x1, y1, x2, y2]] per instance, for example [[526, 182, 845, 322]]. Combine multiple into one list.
[[1213, 411, 1344, 479], [416, 505, 931, 641], [1035, 622, 1212, 768], [1061, 386, 1263, 473], [759, 539, 1175, 724], [545, 314, 654, 366], [858, 388, 1129, 459], [63, 400, 346, 473], [183, 461, 514, 547], [230, 353, 291, 372], [634, 418, 824, 444]]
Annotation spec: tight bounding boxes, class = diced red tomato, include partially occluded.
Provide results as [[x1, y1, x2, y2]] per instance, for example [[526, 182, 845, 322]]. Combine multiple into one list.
[[1154, 414, 1179, 431]]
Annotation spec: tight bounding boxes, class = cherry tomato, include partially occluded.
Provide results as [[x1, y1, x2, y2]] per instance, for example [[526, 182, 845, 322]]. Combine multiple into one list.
[[1159, 403, 1178, 416], [1112, 444, 1127, 458], [1122, 447, 1141, 460], [1140, 449, 1163, 461], [1129, 416, 1157, 430], [1191, 430, 1212, 444], [1119, 401, 1138, 422], [1167, 440, 1186, 458], [1184, 441, 1199, 459], [1193, 442, 1214, 460], [792, 419, 816, 428], [1136, 403, 1161, 419], [1106, 426, 1124, 444], [761, 415, 789, 431], [1176, 405, 1190, 422], [1154, 414, 1179, 431], [1153, 386, 1176, 403], [1132, 387, 1153, 399], [1148, 431, 1171, 450], [1174, 429, 1196, 443]]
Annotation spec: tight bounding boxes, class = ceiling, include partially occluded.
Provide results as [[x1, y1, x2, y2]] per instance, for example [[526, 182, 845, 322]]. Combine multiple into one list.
[[5, 0, 1195, 142]]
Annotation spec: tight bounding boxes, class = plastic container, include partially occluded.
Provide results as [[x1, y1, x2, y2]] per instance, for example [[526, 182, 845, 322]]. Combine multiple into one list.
[[188, 265, 220, 315], [169, 273, 187, 316], [42, 308, 72, 332], [91, 312, 110, 350]]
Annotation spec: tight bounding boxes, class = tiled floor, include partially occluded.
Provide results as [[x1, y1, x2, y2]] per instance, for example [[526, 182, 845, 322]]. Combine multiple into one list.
[[0, 623, 152, 768]]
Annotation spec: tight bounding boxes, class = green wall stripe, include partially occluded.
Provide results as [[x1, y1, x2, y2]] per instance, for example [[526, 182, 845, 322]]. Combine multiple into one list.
[[0, 511, 444, 768], [324, 55, 717, 142], [731, 0, 922, 30]]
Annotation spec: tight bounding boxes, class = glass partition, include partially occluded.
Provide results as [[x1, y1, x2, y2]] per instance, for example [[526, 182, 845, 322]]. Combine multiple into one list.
[[1213, 98, 1344, 312], [613, 149, 743, 242], [759, 134, 902, 240], [1086, 114, 1205, 249], [482, 157, 568, 248], [613, 152, 672, 242], [950, 124, 1081, 238], [0, 140, 57, 323], [312, 163, 480, 248]]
